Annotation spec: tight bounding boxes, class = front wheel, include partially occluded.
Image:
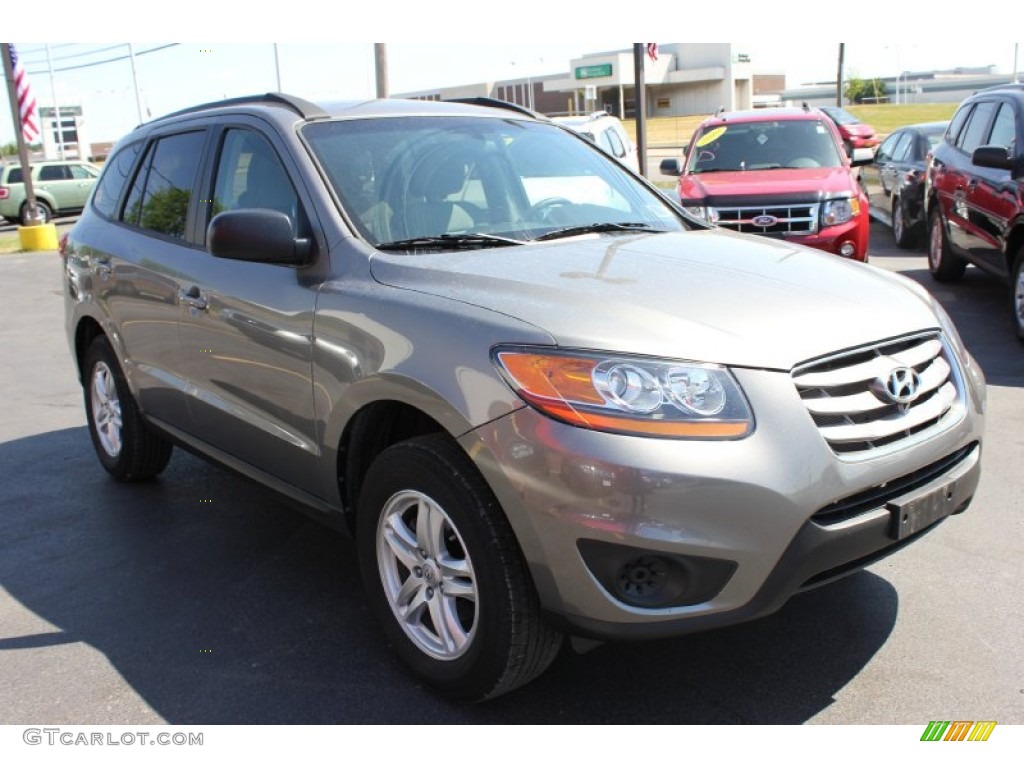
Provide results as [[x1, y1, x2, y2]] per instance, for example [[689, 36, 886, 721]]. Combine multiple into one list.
[[928, 207, 966, 282], [357, 434, 562, 700]]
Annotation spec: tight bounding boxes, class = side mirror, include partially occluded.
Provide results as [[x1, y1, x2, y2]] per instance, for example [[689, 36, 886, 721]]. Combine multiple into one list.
[[659, 158, 683, 176], [208, 209, 311, 265], [972, 145, 1014, 171]]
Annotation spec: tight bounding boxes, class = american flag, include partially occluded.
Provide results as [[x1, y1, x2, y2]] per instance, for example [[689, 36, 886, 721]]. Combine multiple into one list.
[[9, 45, 40, 143]]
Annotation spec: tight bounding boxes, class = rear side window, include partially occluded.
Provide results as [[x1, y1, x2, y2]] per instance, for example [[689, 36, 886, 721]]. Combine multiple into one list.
[[92, 142, 142, 218], [123, 131, 206, 239], [7, 167, 24, 183], [891, 133, 914, 163], [39, 165, 70, 181], [956, 101, 997, 154]]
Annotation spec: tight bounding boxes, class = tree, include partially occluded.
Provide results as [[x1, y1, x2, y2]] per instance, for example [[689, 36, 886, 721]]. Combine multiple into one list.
[[845, 76, 888, 104]]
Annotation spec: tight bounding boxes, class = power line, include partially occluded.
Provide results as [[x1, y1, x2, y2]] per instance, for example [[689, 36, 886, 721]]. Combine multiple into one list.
[[20, 43, 129, 66], [25, 44, 180, 75]]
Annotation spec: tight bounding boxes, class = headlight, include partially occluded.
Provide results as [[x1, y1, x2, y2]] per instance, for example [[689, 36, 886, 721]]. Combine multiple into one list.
[[821, 197, 859, 227], [683, 205, 719, 224], [493, 347, 754, 439]]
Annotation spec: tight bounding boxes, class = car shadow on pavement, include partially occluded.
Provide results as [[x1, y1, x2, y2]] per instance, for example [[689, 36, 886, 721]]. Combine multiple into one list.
[[1, 426, 901, 725]]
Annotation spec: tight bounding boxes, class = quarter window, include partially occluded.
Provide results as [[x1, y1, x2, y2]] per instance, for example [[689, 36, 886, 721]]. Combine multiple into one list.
[[92, 142, 142, 218]]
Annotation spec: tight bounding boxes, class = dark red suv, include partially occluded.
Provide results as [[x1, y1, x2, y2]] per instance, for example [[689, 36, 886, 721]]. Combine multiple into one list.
[[925, 84, 1024, 339], [661, 107, 872, 261]]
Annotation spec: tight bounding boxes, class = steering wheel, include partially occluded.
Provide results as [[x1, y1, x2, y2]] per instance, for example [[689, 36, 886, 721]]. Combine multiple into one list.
[[530, 197, 573, 221]]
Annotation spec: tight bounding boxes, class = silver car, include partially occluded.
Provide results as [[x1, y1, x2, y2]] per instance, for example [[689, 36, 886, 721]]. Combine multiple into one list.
[[62, 94, 986, 700]]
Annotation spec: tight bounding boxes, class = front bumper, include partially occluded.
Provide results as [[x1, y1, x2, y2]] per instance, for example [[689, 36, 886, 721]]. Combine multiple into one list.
[[462, 362, 984, 642]]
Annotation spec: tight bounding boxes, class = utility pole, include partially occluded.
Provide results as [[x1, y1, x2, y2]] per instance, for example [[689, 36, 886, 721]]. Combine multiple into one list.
[[45, 44, 65, 160], [633, 44, 648, 177], [374, 44, 388, 99], [2, 43, 42, 225], [836, 44, 845, 106], [127, 43, 144, 124]]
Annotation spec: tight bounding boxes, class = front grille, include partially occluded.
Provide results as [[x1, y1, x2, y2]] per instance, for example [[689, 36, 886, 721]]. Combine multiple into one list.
[[792, 332, 964, 458], [812, 443, 977, 526], [715, 203, 819, 235]]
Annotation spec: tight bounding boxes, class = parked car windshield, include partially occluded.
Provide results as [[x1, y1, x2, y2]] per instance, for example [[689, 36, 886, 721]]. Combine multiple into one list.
[[686, 119, 844, 173], [303, 116, 684, 247]]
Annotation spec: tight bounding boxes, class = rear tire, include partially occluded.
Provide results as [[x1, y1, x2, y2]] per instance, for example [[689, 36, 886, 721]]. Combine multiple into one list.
[[892, 196, 917, 249], [83, 336, 173, 481], [20, 200, 52, 226], [1012, 250, 1024, 342], [357, 434, 562, 700], [928, 207, 966, 282]]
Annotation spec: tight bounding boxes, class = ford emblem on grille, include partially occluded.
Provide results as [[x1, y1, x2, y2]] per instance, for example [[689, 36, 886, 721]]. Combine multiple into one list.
[[751, 214, 778, 227], [881, 366, 921, 405]]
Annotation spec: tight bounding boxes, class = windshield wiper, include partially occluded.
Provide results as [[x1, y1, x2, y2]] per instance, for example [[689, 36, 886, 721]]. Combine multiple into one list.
[[377, 233, 526, 251], [533, 222, 667, 242]]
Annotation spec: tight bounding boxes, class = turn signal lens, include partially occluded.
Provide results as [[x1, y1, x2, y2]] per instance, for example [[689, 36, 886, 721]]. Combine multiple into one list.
[[494, 348, 754, 439]]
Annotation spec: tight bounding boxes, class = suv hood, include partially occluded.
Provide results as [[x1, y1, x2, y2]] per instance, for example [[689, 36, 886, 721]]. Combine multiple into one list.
[[369, 230, 939, 370], [680, 167, 857, 202]]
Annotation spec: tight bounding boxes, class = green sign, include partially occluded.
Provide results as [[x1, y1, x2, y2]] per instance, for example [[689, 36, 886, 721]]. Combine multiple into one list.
[[575, 64, 612, 80], [39, 106, 83, 117]]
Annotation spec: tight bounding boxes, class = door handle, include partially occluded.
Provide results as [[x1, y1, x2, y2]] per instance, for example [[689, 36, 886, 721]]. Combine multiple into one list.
[[180, 285, 209, 311]]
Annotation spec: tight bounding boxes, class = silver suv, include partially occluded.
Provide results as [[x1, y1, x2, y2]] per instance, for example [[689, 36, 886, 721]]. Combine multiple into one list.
[[63, 94, 986, 701]]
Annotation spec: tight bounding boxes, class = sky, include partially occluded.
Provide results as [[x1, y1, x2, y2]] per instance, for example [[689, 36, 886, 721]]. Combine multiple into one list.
[[2, 2, 1022, 147]]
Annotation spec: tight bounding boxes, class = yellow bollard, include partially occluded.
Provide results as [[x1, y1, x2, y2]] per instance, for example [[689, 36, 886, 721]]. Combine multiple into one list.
[[17, 223, 60, 251]]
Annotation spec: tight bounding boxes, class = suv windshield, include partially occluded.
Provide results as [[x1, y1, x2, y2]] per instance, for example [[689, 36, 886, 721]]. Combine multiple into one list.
[[303, 116, 683, 247], [687, 119, 843, 173]]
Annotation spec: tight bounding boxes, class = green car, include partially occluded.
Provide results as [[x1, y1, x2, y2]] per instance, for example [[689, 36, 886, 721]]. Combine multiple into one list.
[[0, 160, 100, 225]]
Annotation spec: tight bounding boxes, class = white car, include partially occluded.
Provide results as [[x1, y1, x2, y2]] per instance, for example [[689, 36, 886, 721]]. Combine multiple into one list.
[[554, 111, 639, 172]]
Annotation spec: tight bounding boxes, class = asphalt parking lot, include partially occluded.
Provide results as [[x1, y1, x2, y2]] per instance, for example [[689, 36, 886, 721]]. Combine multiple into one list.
[[0, 221, 1021, 725]]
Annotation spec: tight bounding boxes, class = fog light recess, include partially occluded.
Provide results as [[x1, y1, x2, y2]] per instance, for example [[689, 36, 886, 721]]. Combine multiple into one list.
[[577, 539, 737, 609], [839, 242, 856, 257]]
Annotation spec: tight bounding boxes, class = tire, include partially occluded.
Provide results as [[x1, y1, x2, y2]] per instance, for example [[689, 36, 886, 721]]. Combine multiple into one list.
[[82, 336, 173, 481], [357, 434, 562, 700], [928, 207, 966, 282], [1012, 250, 1024, 342], [20, 199, 52, 226], [892, 195, 917, 249]]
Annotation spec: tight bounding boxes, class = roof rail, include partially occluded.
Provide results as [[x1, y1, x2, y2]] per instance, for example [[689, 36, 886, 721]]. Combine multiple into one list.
[[443, 97, 546, 120], [145, 93, 329, 127]]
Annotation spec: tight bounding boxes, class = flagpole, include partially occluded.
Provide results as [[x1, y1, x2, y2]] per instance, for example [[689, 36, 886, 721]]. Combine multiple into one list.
[[2, 43, 43, 225]]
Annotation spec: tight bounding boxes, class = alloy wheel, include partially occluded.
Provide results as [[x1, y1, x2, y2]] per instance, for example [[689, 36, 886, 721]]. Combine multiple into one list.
[[90, 361, 123, 457], [376, 490, 478, 660]]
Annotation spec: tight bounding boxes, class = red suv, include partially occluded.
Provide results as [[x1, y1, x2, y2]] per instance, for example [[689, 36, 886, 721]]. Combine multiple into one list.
[[925, 84, 1024, 340], [661, 107, 872, 261]]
